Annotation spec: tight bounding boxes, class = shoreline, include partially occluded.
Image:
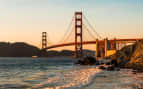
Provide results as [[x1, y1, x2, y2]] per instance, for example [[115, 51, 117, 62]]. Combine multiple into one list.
[[0, 57, 143, 89], [109, 40, 143, 72], [88, 68, 143, 89]]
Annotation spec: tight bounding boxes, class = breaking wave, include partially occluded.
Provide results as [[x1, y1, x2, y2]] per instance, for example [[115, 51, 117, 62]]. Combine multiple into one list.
[[33, 66, 101, 89]]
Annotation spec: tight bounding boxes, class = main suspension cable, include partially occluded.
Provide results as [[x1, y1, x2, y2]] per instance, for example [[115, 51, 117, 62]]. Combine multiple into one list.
[[83, 24, 97, 40], [58, 15, 75, 43], [83, 14, 102, 39]]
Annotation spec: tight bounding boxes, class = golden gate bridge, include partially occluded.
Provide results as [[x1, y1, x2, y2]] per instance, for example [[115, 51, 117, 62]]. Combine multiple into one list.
[[41, 12, 143, 58]]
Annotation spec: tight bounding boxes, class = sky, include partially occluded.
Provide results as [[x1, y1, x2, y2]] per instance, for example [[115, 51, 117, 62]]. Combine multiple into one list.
[[0, 0, 143, 50]]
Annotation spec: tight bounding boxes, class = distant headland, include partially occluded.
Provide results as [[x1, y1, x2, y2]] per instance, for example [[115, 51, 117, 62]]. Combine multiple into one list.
[[0, 42, 95, 57]]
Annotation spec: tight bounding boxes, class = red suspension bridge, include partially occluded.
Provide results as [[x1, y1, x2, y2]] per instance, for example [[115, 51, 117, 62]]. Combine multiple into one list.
[[41, 12, 143, 58]]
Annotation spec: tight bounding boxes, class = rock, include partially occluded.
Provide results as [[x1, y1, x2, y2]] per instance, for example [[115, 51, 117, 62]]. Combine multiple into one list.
[[95, 61, 100, 65], [75, 60, 83, 65], [98, 65, 117, 71], [115, 68, 120, 71], [105, 62, 111, 65], [109, 40, 143, 70], [111, 59, 118, 66], [107, 65, 115, 71], [75, 56, 96, 65], [132, 70, 137, 74], [99, 65, 106, 70], [132, 69, 143, 74]]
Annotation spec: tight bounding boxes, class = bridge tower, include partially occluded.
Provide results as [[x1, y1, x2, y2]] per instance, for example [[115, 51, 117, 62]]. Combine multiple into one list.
[[42, 32, 47, 49], [74, 12, 83, 58]]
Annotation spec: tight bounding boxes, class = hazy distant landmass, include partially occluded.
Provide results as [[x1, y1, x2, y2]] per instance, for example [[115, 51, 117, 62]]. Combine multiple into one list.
[[0, 42, 95, 57], [40, 49, 95, 57]]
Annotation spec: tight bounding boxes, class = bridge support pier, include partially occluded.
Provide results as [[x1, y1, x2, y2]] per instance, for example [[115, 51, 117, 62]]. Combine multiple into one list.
[[104, 38, 116, 58], [104, 38, 108, 57], [96, 38, 117, 59], [96, 39, 99, 59], [96, 39, 105, 59]]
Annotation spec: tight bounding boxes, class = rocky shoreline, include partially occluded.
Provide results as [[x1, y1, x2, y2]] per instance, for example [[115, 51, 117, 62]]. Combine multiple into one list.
[[76, 40, 143, 73], [75, 56, 117, 71], [109, 40, 143, 73]]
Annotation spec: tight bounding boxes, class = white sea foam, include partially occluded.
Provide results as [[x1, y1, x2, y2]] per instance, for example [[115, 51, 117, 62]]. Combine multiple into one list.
[[33, 66, 102, 89]]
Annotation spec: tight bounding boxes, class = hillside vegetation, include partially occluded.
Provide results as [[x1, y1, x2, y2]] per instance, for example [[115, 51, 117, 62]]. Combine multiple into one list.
[[110, 40, 143, 69]]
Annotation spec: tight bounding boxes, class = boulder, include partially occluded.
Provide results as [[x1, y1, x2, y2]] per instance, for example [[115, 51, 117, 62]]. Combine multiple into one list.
[[107, 65, 115, 71], [115, 68, 120, 71], [76, 56, 96, 65], [99, 65, 106, 70]]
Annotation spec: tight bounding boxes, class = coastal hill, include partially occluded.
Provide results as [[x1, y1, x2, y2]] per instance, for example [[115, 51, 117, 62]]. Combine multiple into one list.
[[0, 42, 40, 57], [0, 42, 95, 57], [110, 40, 143, 69]]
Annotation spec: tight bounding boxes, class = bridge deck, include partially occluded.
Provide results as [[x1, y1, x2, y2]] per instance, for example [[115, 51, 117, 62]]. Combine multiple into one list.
[[43, 38, 143, 50]]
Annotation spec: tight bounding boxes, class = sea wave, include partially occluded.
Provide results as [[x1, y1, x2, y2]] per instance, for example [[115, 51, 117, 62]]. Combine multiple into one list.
[[33, 66, 102, 89]]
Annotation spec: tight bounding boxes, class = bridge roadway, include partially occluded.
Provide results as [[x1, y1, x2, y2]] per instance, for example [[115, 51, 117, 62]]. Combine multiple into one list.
[[43, 38, 143, 50]]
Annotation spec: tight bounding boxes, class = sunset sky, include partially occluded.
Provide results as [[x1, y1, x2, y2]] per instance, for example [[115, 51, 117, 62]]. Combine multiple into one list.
[[0, 0, 143, 50]]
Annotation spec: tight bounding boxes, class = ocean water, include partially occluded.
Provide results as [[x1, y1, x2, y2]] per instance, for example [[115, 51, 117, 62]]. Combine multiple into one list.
[[0, 57, 143, 89]]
